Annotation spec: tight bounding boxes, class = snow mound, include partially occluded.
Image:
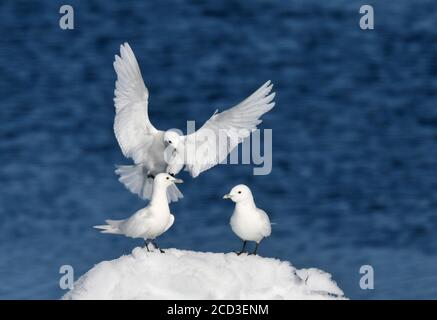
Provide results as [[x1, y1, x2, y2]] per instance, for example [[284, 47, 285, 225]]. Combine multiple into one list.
[[63, 248, 346, 300]]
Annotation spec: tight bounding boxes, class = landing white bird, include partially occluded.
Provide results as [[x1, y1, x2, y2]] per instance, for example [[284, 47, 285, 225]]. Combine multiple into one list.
[[223, 184, 271, 255], [94, 173, 182, 252], [113, 42, 276, 203]]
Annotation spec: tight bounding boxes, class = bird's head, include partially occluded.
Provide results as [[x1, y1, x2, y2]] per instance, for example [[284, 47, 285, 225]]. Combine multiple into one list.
[[223, 184, 253, 203], [164, 130, 181, 149], [154, 173, 183, 187]]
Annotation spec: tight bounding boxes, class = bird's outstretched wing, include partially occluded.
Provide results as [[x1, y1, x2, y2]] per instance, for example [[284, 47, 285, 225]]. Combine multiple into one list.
[[113, 43, 158, 164], [181, 81, 275, 177]]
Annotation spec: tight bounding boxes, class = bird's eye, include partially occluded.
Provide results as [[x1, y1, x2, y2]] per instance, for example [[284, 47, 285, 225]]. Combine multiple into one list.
[[169, 141, 172, 144], [238, 191, 241, 194], [166, 177, 169, 180]]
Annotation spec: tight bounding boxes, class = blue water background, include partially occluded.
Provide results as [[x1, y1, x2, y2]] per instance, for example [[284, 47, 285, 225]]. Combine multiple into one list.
[[1, 0, 437, 299]]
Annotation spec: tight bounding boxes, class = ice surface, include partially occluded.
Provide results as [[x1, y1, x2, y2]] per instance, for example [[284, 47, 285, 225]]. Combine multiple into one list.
[[63, 248, 345, 300]]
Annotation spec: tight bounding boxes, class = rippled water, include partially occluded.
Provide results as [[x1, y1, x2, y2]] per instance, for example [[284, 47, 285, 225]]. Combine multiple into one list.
[[1, 0, 437, 299]]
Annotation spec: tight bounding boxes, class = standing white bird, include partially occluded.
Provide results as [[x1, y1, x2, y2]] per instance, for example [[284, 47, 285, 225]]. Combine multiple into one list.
[[113, 43, 276, 203], [94, 173, 182, 252], [223, 184, 271, 255]]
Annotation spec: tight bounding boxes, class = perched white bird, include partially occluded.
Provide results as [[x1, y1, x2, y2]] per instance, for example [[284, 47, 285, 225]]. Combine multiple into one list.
[[94, 173, 182, 252], [223, 184, 271, 255], [113, 43, 276, 203]]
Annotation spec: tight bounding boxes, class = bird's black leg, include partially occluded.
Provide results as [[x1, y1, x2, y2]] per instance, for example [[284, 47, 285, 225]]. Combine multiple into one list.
[[252, 242, 260, 255], [144, 240, 150, 252], [237, 241, 247, 255], [147, 174, 155, 179], [152, 240, 165, 253]]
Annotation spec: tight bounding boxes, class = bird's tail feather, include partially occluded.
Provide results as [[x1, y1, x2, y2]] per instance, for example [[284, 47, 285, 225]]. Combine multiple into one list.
[[94, 219, 124, 234], [115, 164, 150, 198], [115, 164, 183, 203]]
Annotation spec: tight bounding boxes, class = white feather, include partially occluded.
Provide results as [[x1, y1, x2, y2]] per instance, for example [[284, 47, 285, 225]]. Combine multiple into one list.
[[112, 43, 275, 201], [94, 174, 177, 240], [182, 81, 275, 177], [113, 42, 158, 164]]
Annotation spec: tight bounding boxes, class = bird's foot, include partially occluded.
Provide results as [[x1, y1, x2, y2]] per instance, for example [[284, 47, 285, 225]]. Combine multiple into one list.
[[150, 241, 165, 253], [236, 251, 246, 256], [144, 242, 151, 252]]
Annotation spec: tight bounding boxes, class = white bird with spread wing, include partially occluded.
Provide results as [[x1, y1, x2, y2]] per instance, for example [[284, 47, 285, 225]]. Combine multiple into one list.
[[113, 43, 276, 203]]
